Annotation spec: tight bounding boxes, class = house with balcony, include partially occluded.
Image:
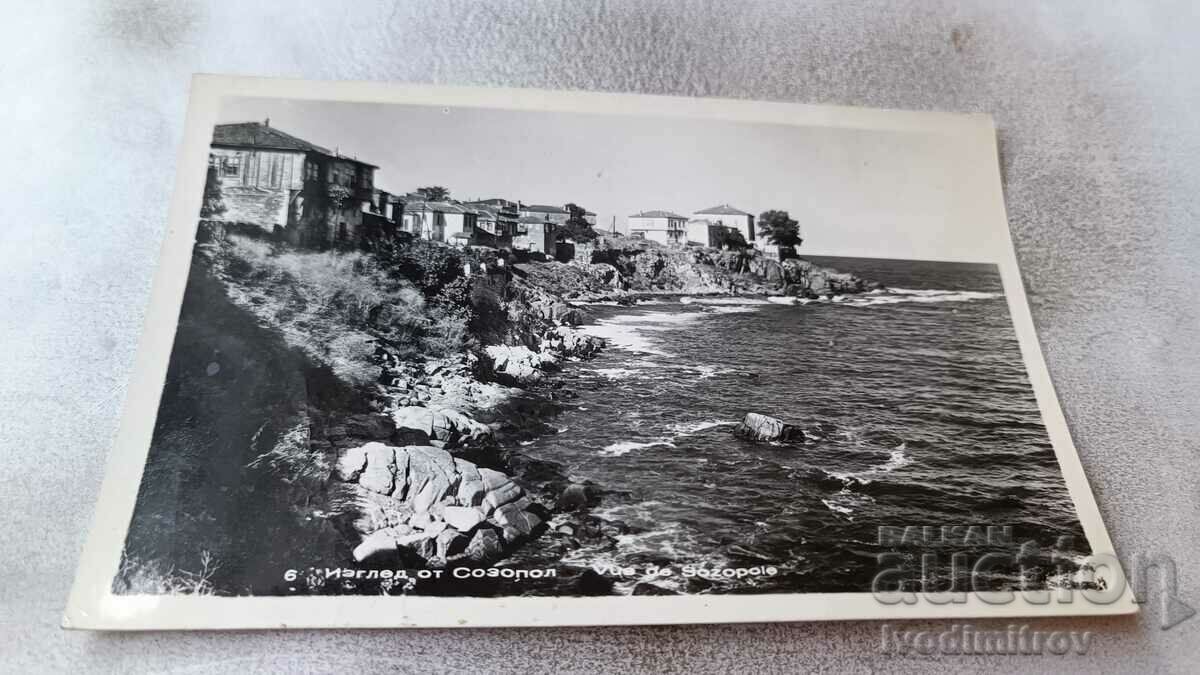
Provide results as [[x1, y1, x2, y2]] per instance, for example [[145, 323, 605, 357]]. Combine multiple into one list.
[[627, 210, 688, 246], [465, 198, 519, 248], [208, 121, 379, 247], [691, 204, 755, 245]]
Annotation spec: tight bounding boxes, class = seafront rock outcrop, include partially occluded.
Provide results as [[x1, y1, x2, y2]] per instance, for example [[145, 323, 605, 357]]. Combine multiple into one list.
[[540, 326, 604, 359], [484, 344, 559, 385], [390, 405, 493, 449], [733, 412, 803, 442], [333, 442, 546, 567]]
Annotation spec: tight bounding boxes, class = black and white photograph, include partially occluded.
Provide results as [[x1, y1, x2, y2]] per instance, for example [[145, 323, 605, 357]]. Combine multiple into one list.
[[65, 79, 1129, 628]]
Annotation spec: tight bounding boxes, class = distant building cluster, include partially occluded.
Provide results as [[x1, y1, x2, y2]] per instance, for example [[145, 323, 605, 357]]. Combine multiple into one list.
[[205, 121, 595, 254], [627, 205, 793, 257]]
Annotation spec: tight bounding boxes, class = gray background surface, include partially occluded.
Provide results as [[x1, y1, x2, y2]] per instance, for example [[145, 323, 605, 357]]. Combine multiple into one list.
[[1, 1, 1197, 672]]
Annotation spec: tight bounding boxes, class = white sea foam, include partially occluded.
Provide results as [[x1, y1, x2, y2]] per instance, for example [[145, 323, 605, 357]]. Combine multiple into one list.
[[879, 444, 910, 472], [578, 310, 704, 356], [828, 443, 910, 485], [691, 296, 773, 306], [821, 488, 877, 518], [600, 439, 677, 456], [577, 322, 674, 356], [610, 311, 705, 324], [668, 419, 735, 435], [591, 367, 638, 380], [844, 287, 1002, 308]]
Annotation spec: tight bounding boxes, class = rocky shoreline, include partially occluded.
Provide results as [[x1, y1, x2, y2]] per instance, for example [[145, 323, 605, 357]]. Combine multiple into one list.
[[315, 245, 883, 585], [173, 230, 883, 595], [325, 321, 608, 575]]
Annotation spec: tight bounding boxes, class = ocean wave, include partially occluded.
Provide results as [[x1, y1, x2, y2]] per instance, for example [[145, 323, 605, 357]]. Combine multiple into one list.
[[589, 367, 638, 380], [827, 443, 910, 485], [705, 305, 759, 315], [576, 322, 674, 356], [821, 487, 877, 518], [600, 439, 677, 456], [668, 419, 735, 435], [691, 297, 773, 306], [843, 287, 1002, 308], [608, 311, 705, 324]]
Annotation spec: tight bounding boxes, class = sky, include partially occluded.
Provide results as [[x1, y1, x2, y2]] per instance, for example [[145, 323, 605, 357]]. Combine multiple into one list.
[[218, 97, 996, 261]]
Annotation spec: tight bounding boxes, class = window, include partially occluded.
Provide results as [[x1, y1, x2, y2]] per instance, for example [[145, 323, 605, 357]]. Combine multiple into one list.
[[221, 156, 240, 176], [304, 160, 319, 181]]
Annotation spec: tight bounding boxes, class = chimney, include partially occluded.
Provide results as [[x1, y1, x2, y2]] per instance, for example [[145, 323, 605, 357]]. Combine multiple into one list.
[[264, 117, 270, 127]]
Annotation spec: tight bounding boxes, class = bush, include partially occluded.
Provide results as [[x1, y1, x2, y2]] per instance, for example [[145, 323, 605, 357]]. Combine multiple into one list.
[[382, 238, 469, 298]]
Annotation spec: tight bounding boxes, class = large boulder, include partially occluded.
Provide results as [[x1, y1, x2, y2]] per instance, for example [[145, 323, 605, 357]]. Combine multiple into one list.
[[390, 406, 493, 449], [332, 443, 545, 567], [733, 412, 802, 442], [484, 344, 556, 385]]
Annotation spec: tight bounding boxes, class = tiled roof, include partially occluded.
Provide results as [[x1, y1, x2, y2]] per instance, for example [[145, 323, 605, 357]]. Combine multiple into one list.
[[518, 215, 550, 224], [629, 210, 687, 219], [471, 198, 519, 208], [522, 204, 569, 214], [213, 122, 329, 153], [212, 122, 378, 168], [694, 204, 751, 216]]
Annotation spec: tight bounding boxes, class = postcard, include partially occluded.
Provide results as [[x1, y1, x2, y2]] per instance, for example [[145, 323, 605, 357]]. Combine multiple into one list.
[[64, 76, 1135, 629]]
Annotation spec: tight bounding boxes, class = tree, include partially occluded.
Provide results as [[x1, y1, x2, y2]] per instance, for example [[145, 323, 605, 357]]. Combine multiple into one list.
[[200, 162, 226, 219], [415, 186, 450, 201], [757, 210, 802, 247], [556, 203, 598, 242], [711, 226, 748, 250]]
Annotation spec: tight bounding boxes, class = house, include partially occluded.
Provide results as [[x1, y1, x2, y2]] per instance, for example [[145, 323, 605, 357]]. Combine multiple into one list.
[[627, 210, 688, 246], [359, 189, 406, 241], [685, 218, 739, 248], [691, 204, 755, 245], [401, 201, 478, 245], [465, 198, 519, 248], [401, 201, 448, 242], [514, 216, 555, 255], [468, 204, 503, 247], [584, 210, 597, 226], [520, 204, 571, 226], [208, 121, 379, 247]]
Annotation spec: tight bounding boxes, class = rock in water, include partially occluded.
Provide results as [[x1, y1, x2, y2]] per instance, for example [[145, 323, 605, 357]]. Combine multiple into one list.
[[733, 412, 802, 442]]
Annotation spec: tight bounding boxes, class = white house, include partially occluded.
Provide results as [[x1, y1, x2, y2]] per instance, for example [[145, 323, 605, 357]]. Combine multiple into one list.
[[402, 201, 476, 245], [402, 200, 446, 241], [627, 210, 688, 246], [685, 218, 738, 248], [692, 204, 755, 244]]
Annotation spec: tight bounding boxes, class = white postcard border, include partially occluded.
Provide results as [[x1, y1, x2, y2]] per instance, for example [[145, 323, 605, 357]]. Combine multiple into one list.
[[63, 75, 1136, 630]]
